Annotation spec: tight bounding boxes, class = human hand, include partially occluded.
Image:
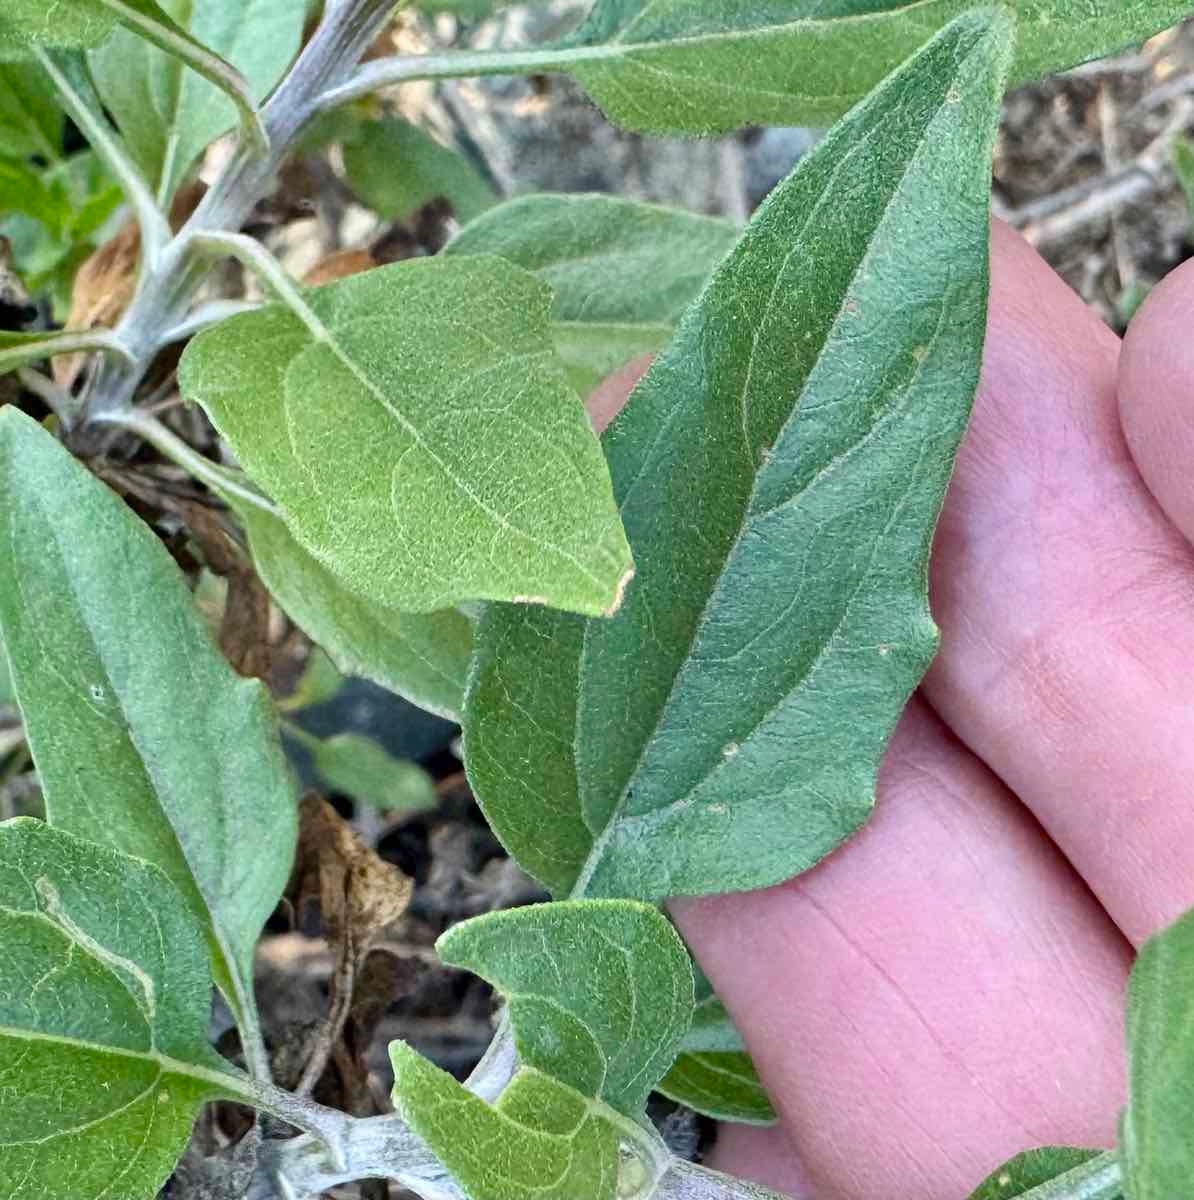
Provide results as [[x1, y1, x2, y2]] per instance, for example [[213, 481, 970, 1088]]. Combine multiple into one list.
[[589, 220, 1194, 1200]]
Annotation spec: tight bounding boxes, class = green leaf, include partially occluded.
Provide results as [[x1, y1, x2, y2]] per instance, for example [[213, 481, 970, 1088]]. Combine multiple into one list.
[[292, 727, 439, 814], [659, 1051, 775, 1126], [234, 498, 473, 720], [179, 256, 633, 619], [0, 159, 66, 225], [0, 327, 131, 375], [550, 0, 1187, 132], [342, 115, 496, 225], [657, 990, 777, 1125], [89, 0, 301, 199], [1172, 135, 1194, 223], [391, 1048, 619, 1200], [465, 9, 1012, 900], [0, 62, 64, 161], [0, 818, 239, 1198], [439, 899, 693, 1116], [445, 194, 738, 391], [966, 1149, 1106, 1199], [0, 408, 295, 1052], [1123, 907, 1194, 1199], [0, 2, 114, 56]]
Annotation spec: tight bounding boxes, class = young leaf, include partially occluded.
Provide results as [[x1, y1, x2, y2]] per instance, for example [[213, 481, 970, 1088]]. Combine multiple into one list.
[[0, 819, 239, 1198], [342, 115, 496, 225], [0, 2, 115, 56], [179, 256, 633, 618], [1122, 907, 1194, 1199], [550, 0, 1187, 132], [289, 726, 439, 814], [390, 1049, 619, 1200], [234, 498, 473, 721], [966, 1148, 1105, 1199], [438, 900, 693, 1116], [0, 408, 295, 1057], [89, 0, 301, 200], [658, 993, 777, 1125], [446, 195, 738, 392], [0, 61, 64, 161], [465, 9, 1012, 900]]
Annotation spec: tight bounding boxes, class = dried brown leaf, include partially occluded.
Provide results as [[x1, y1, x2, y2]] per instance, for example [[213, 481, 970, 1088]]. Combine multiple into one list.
[[54, 183, 207, 390], [302, 248, 377, 287]]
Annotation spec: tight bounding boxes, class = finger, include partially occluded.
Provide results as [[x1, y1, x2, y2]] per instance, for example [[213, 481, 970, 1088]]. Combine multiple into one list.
[[587, 354, 653, 434], [921, 219, 1194, 945], [1119, 258, 1194, 547], [674, 702, 1130, 1200]]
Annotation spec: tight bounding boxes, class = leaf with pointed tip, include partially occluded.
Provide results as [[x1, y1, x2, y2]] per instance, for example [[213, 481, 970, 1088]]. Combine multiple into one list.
[[966, 1149, 1105, 1199], [465, 10, 1011, 900], [0, 62, 64, 161], [296, 729, 439, 814], [445, 194, 737, 392], [89, 0, 301, 199], [439, 900, 693, 1116], [179, 256, 633, 618], [1123, 907, 1194, 1199], [0, 818, 241, 1199], [548, 0, 1187, 132], [234, 497, 472, 720], [391, 1048, 619, 1200], [0, 408, 295, 1049]]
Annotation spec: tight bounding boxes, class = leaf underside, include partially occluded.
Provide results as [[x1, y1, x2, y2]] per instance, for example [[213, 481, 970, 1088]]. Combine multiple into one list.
[[464, 9, 1012, 902]]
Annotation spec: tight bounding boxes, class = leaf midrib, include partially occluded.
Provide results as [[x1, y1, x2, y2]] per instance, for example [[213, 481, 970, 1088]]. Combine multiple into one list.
[[570, 55, 967, 898]]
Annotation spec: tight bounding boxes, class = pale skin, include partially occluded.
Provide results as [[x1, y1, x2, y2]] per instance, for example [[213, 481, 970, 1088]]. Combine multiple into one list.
[[588, 220, 1194, 1200]]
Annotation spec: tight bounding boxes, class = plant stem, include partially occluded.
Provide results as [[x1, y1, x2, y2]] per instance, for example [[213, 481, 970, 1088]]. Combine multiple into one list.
[[80, 0, 397, 426], [316, 43, 623, 112]]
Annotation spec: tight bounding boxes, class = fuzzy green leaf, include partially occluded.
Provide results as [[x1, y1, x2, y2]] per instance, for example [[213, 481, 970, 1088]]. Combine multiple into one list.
[[658, 992, 776, 1124], [0, 819, 239, 1198], [445, 194, 738, 392], [0, 62, 64, 161], [0, 408, 295, 1045], [1123, 908, 1194, 1199], [179, 256, 633, 618], [967, 1149, 1106, 1199], [550, 0, 1187, 132], [391, 1049, 619, 1200], [439, 900, 693, 1116], [342, 115, 496, 225], [298, 729, 439, 814], [89, 0, 299, 199], [659, 1052, 775, 1126], [465, 10, 1011, 900], [0, 2, 114, 56], [234, 498, 472, 720]]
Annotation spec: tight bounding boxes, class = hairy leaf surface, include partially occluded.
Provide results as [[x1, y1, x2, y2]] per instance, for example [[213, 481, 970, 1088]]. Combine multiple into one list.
[[966, 1149, 1104, 1199], [0, 62, 64, 160], [0, 2, 114, 55], [446, 194, 737, 391], [550, 0, 1186, 131], [0, 408, 295, 1040], [466, 10, 1010, 900], [235, 498, 472, 720], [0, 819, 237, 1198], [180, 256, 632, 618], [89, 0, 301, 199], [391, 1050, 619, 1200], [438, 900, 693, 1116], [1123, 908, 1194, 1199]]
